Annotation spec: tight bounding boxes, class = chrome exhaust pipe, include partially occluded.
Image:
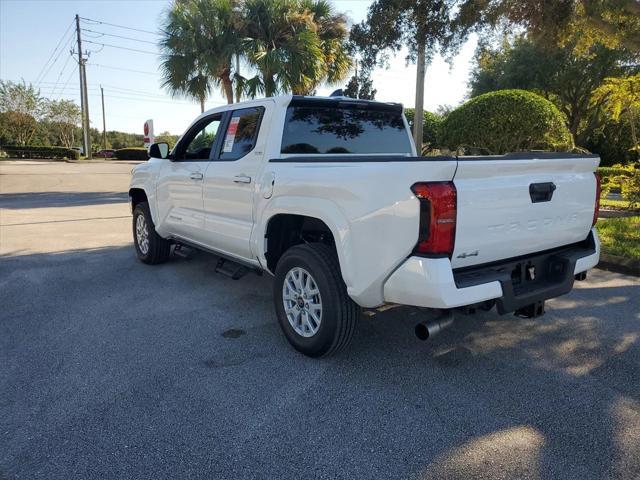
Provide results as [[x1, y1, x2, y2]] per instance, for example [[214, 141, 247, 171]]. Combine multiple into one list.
[[415, 311, 454, 341]]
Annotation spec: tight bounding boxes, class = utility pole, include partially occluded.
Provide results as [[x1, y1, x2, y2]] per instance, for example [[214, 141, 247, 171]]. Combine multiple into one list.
[[75, 14, 91, 159], [100, 85, 106, 150], [413, 40, 426, 153]]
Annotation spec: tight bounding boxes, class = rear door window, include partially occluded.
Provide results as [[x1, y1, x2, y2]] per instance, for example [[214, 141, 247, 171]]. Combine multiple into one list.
[[281, 105, 412, 155], [219, 107, 264, 161]]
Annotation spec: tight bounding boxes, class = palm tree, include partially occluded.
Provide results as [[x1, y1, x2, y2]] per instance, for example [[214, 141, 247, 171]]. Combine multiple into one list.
[[295, 0, 351, 95], [160, 0, 241, 110], [242, 0, 324, 97]]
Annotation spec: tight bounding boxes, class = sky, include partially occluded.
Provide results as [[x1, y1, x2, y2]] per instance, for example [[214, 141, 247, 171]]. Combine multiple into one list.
[[0, 0, 477, 136]]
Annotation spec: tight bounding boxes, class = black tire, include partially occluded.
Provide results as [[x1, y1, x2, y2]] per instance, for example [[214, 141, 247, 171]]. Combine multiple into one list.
[[132, 201, 170, 265], [274, 243, 360, 357]]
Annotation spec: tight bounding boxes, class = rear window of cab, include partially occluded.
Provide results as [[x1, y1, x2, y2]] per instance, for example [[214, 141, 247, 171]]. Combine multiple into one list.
[[281, 104, 412, 155]]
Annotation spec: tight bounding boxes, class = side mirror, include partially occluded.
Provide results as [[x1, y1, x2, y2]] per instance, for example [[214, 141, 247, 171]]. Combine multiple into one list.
[[149, 142, 170, 159]]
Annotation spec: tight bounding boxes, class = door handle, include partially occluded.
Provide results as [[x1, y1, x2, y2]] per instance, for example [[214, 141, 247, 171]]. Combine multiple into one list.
[[190, 172, 203, 180], [233, 175, 252, 184]]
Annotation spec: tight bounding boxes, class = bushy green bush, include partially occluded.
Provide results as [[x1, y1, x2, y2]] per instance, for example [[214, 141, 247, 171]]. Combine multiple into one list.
[[1, 145, 80, 160], [114, 147, 149, 160], [403, 108, 442, 151], [598, 163, 636, 197], [439, 89, 573, 154], [586, 116, 640, 166], [621, 169, 640, 209]]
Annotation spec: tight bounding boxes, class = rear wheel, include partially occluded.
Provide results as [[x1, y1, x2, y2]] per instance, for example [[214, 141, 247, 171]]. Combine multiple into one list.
[[274, 243, 359, 357], [132, 202, 170, 264]]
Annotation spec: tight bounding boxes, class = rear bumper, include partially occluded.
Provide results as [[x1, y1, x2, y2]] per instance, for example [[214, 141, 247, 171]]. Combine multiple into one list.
[[383, 228, 600, 311]]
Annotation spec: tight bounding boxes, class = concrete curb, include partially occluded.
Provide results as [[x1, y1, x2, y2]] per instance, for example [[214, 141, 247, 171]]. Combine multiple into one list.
[[63, 159, 144, 164], [600, 209, 640, 218], [597, 253, 640, 277]]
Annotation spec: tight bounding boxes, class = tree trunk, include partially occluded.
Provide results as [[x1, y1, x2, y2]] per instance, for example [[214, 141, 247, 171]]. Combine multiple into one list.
[[220, 67, 234, 104], [629, 109, 638, 152], [413, 40, 426, 152], [199, 95, 205, 113], [264, 73, 276, 97], [235, 54, 241, 103]]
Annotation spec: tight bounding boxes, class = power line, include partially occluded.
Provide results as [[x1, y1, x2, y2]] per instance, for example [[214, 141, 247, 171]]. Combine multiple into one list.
[[87, 63, 158, 76], [101, 84, 176, 98], [36, 32, 75, 87], [48, 52, 74, 97], [47, 65, 79, 99], [83, 39, 158, 56], [94, 93, 195, 105], [79, 17, 159, 36], [34, 19, 75, 85], [81, 28, 158, 45]]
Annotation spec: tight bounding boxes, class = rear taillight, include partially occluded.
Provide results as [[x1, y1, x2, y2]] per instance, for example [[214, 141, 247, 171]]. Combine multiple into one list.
[[593, 172, 601, 227], [411, 182, 457, 256]]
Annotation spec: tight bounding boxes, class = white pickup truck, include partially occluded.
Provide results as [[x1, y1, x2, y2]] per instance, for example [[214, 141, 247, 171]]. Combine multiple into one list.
[[129, 95, 601, 357]]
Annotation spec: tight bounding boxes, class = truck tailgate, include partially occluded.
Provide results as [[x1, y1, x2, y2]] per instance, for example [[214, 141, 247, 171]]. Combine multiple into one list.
[[451, 154, 599, 269]]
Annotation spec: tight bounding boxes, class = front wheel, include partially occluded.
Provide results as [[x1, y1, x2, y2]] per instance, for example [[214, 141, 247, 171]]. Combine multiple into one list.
[[274, 243, 360, 357], [132, 201, 170, 264]]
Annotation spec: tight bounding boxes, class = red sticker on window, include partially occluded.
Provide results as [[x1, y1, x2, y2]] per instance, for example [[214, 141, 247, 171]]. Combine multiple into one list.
[[223, 117, 240, 152]]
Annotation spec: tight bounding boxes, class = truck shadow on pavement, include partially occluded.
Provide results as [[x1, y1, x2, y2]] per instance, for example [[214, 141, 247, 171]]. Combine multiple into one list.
[[0, 191, 128, 209], [1, 246, 638, 479]]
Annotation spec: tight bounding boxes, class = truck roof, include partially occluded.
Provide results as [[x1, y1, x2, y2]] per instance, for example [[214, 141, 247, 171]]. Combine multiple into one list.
[[198, 94, 403, 119]]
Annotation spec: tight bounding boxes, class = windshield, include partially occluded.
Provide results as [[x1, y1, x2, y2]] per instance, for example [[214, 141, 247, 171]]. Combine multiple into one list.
[[281, 104, 412, 155]]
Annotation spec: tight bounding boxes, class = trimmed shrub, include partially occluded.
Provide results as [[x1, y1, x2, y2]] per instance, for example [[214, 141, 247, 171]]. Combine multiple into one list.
[[439, 89, 573, 154], [403, 108, 442, 150], [1, 145, 80, 160], [114, 147, 149, 160]]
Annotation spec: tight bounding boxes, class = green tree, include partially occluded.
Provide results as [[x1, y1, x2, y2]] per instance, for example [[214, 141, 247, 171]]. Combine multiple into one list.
[[350, 0, 468, 149], [155, 131, 180, 149], [457, 0, 640, 52], [298, 0, 351, 94], [469, 36, 636, 145], [160, 0, 242, 110], [403, 108, 441, 151], [586, 113, 640, 166], [591, 74, 640, 157], [45, 99, 81, 148], [0, 80, 44, 145], [242, 0, 324, 97], [343, 60, 376, 100]]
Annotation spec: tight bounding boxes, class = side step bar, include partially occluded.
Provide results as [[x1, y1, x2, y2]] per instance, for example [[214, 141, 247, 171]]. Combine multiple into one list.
[[215, 258, 249, 280], [171, 237, 262, 280]]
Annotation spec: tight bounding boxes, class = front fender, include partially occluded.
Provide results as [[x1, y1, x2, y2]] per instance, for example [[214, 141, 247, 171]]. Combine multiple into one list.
[[129, 160, 161, 224]]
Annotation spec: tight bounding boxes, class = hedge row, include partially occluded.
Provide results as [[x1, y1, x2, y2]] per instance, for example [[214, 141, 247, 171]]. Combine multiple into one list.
[[1, 145, 80, 160], [598, 166, 634, 178], [114, 147, 149, 160]]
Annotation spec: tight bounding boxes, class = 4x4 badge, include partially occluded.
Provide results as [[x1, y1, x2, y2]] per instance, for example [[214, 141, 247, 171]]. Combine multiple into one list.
[[457, 250, 479, 259]]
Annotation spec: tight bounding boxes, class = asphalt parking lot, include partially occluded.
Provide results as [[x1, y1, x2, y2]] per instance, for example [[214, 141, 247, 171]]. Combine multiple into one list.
[[1, 160, 639, 479]]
